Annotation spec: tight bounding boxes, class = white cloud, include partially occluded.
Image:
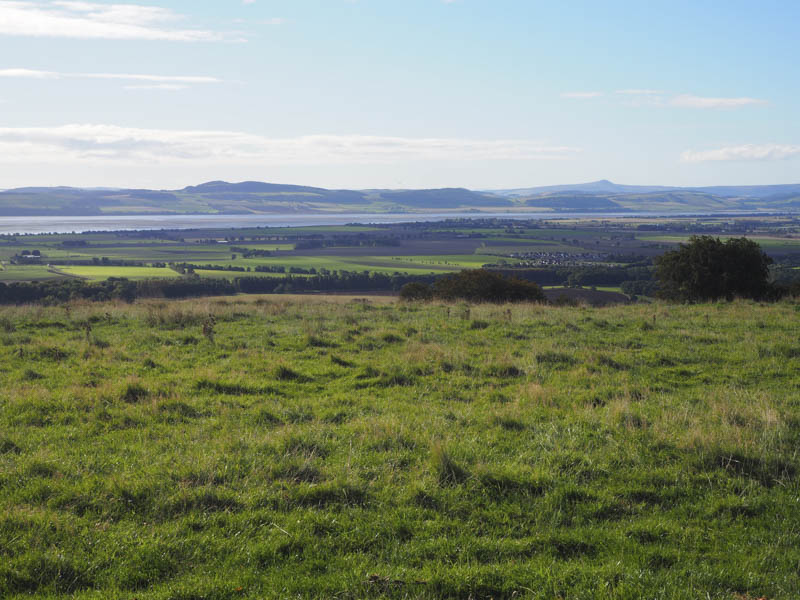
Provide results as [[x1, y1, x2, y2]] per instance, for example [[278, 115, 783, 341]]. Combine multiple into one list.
[[124, 84, 187, 91], [0, 67, 60, 78], [681, 144, 800, 162], [0, 124, 581, 165], [670, 94, 767, 109], [90, 73, 220, 83], [0, 1, 230, 41], [560, 92, 603, 99], [576, 89, 769, 109], [615, 89, 663, 95], [0, 68, 221, 84]]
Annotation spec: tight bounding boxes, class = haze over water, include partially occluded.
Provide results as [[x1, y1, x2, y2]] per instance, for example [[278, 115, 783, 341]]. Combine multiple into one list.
[[0, 211, 751, 235]]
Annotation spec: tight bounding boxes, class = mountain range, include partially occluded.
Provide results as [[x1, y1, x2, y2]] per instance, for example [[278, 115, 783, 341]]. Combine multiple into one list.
[[1, 179, 799, 217]]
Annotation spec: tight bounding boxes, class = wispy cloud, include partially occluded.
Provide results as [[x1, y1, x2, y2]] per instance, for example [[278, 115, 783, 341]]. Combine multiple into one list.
[[670, 95, 768, 109], [124, 84, 187, 91], [0, 68, 57, 78], [582, 89, 768, 109], [0, 1, 231, 41], [615, 89, 663, 95], [681, 144, 800, 162], [560, 92, 604, 99], [0, 68, 221, 84], [0, 124, 581, 165]]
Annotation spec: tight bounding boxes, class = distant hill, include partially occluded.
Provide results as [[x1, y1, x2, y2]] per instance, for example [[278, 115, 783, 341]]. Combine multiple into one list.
[[0, 181, 503, 216], [682, 184, 800, 199], [182, 181, 324, 194], [379, 188, 510, 208], [489, 179, 800, 200], [490, 180, 677, 197], [0, 179, 797, 216]]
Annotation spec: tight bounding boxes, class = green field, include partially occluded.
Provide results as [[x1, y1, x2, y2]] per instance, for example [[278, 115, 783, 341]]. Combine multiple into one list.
[[637, 234, 800, 249], [233, 244, 296, 252], [0, 264, 62, 282], [57, 266, 182, 281], [1, 296, 798, 599], [192, 269, 311, 280], [543, 285, 623, 293], [374, 254, 490, 269], [203, 255, 457, 275]]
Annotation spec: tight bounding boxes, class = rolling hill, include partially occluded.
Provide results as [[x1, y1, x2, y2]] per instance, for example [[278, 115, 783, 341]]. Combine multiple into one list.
[[489, 179, 800, 199], [0, 179, 798, 216]]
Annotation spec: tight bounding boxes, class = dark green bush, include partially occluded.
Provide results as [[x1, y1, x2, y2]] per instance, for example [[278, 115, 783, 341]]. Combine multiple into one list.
[[432, 269, 545, 303]]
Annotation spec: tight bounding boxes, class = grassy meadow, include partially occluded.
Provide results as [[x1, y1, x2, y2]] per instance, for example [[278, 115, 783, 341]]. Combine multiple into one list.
[[0, 265, 61, 282], [56, 266, 182, 281], [0, 296, 799, 599]]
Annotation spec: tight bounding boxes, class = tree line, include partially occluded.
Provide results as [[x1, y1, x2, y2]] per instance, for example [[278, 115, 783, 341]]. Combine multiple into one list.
[[0, 272, 441, 305]]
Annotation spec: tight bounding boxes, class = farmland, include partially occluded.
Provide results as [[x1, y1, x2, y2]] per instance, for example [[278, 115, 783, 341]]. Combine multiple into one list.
[[56, 266, 182, 281], [0, 296, 798, 598], [2, 216, 800, 295]]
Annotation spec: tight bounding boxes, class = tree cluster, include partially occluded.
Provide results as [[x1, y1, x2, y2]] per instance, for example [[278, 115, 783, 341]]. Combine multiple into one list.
[[655, 236, 773, 302], [400, 269, 545, 303]]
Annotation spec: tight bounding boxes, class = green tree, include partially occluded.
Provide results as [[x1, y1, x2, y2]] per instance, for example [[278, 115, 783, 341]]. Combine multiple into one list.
[[655, 236, 772, 302], [399, 282, 433, 301], [431, 269, 545, 303]]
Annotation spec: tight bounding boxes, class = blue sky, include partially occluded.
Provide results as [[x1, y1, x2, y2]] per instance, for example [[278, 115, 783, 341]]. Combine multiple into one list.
[[0, 0, 798, 189]]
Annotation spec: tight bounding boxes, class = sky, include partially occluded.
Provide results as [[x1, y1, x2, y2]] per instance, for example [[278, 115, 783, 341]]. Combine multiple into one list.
[[0, 0, 798, 190]]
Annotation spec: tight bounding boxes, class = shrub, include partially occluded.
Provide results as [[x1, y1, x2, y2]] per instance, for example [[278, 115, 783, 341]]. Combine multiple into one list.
[[431, 269, 545, 303], [399, 282, 433, 301]]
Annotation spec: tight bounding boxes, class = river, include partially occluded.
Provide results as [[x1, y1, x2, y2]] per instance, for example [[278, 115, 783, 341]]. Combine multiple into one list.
[[0, 210, 768, 235]]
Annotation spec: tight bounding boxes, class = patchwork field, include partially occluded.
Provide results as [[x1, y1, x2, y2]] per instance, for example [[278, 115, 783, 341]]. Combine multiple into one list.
[[2, 216, 799, 287], [56, 266, 182, 281], [0, 264, 60, 282], [637, 235, 800, 249], [0, 296, 798, 599]]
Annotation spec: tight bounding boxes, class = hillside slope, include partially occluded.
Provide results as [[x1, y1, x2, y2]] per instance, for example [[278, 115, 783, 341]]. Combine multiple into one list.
[[0, 179, 798, 215], [0, 297, 797, 598]]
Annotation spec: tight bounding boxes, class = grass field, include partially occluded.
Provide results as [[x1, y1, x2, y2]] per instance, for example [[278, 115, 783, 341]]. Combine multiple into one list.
[[637, 235, 800, 249], [377, 255, 489, 269], [192, 269, 312, 280], [203, 256, 457, 276], [57, 266, 182, 281], [0, 264, 63, 282], [233, 244, 296, 252], [0, 296, 798, 599], [542, 285, 623, 293]]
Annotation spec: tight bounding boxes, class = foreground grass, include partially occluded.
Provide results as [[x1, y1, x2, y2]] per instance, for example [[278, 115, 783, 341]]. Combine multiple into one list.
[[0, 296, 798, 599]]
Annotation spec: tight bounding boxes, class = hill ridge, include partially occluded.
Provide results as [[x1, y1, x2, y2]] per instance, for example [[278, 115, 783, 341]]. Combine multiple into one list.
[[0, 179, 798, 216]]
